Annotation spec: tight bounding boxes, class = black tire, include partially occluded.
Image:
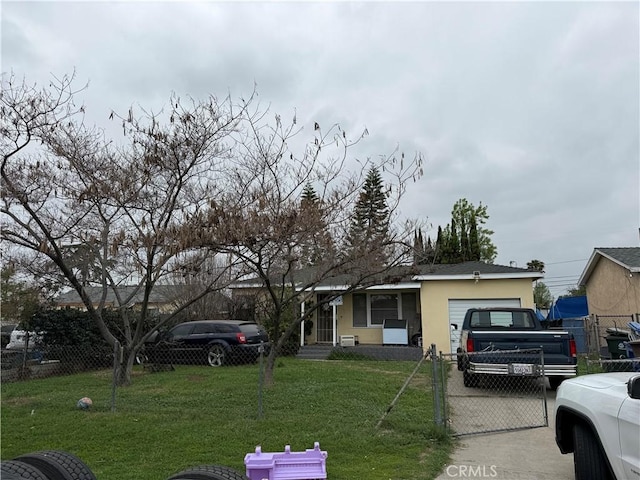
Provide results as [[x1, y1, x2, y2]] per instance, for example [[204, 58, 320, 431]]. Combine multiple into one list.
[[572, 422, 613, 480], [548, 376, 564, 391], [14, 450, 97, 480], [167, 464, 250, 480], [463, 369, 478, 387], [206, 344, 226, 367], [1, 460, 49, 480]]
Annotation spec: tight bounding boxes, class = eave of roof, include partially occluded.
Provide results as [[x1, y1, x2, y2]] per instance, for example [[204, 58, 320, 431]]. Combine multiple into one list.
[[579, 247, 640, 286]]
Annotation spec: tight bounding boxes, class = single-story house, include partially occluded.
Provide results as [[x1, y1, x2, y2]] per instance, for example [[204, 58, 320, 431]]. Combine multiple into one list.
[[231, 261, 542, 354], [55, 285, 231, 317], [578, 247, 640, 318]]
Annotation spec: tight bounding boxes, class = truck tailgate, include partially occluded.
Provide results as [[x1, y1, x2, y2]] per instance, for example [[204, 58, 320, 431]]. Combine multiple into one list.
[[470, 331, 575, 365]]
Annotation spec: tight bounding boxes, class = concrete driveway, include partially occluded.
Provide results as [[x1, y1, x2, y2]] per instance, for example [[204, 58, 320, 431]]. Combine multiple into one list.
[[435, 391, 574, 480]]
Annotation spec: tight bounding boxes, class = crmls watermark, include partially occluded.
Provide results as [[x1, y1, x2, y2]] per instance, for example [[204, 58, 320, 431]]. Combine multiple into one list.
[[445, 465, 499, 478]]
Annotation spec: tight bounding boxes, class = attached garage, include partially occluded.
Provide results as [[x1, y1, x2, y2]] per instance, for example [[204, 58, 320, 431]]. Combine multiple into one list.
[[448, 298, 521, 353]]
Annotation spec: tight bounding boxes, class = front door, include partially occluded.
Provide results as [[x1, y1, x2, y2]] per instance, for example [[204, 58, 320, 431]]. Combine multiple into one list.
[[316, 294, 333, 343]]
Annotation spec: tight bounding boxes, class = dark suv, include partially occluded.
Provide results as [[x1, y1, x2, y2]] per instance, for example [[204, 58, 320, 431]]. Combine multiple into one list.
[[144, 320, 270, 367]]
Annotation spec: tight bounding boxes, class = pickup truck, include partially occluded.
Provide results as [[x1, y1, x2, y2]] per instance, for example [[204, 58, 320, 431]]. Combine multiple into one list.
[[457, 307, 577, 390]]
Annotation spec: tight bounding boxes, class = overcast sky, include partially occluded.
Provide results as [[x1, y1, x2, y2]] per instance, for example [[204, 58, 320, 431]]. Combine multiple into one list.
[[2, 1, 639, 298]]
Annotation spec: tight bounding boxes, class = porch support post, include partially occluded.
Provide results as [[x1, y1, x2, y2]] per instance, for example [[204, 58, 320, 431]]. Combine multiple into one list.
[[300, 301, 305, 347], [332, 304, 337, 346]]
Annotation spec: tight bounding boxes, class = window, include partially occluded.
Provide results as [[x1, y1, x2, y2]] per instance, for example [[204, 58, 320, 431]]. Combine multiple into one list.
[[353, 294, 367, 327], [370, 294, 398, 326], [193, 323, 219, 334], [168, 323, 194, 338], [352, 293, 403, 327]]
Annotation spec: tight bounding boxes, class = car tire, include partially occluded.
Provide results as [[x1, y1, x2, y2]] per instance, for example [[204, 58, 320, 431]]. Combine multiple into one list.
[[167, 465, 251, 480], [14, 450, 98, 480], [572, 422, 613, 480], [1, 460, 49, 480], [206, 345, 226, 367], [548, 376, 564, 391], [463, 369, 478, 387]]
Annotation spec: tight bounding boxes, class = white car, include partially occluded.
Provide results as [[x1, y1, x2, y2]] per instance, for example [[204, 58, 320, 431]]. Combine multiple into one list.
[[555, 372, 640, 480]]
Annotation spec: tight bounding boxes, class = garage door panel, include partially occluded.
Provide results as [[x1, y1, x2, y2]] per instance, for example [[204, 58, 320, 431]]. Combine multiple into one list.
[[448, 298, 521, 353]]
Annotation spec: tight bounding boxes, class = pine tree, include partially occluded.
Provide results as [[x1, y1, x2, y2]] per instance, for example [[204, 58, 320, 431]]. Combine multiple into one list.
[[347, 167, 390, 262], [299, 182, 332, 266], [469, 215, 481, 261]]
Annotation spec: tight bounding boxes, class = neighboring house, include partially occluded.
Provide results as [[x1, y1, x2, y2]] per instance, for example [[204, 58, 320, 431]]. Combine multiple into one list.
[[230, 261, 542, 354], [578, 247, 640, 318], [55, 285, 231, 318]]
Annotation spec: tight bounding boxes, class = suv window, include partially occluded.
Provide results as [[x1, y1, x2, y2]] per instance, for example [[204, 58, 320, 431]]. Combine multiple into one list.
[[239, 324, 261, 334], [216, 323, 238, 334], [169, 324, 194, 338], [193, 323, 219, 334]]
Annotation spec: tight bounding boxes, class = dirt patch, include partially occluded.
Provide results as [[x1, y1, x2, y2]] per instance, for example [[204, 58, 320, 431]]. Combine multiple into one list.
[[3, 396, 36, 407]]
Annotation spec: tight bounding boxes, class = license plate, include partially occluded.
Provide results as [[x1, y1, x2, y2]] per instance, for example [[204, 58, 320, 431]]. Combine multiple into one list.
[[509, 363, 534, 375]]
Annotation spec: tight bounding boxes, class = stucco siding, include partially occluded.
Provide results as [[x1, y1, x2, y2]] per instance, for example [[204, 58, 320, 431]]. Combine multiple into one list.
[[419, 278, 535, 354], [586, 259, 640, 316]]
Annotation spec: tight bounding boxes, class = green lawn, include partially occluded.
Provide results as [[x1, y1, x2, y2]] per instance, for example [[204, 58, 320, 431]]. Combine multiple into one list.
[[1, 358, 451, 480]]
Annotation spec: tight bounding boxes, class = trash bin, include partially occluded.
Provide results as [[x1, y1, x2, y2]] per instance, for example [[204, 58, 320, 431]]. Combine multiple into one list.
[[606, 334, 630, 359]]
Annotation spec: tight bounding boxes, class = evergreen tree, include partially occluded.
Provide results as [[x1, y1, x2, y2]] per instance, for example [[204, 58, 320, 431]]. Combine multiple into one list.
[[413, 229, 425, 265], [299, 182, 332, 266], [468, 215, 481, 261], [347, 167, 390, 262], [436, 198, 496, 264], [434, 226, 444, 263], [449, 218, 462, 263]]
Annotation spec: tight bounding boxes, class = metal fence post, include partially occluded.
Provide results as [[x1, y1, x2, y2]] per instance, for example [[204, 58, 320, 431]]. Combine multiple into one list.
[[111, 340, 120, 412], [439, 350, 448, 432], [258, 341, 264, 419], [430, 344, 443, 428], [540, 348, 548, 427]]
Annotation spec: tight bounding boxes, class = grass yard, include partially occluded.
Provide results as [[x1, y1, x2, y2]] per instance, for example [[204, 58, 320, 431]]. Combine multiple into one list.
[[1, 357, 451, 480]]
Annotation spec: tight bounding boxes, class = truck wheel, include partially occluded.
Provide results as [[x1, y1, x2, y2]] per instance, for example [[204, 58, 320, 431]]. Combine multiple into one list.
[[15, 450, 97, 480], [1, 460, 49, 480], [167, 465, 250, 480], [463, 369, 478, 387], [548, 377, 564, 391], [572, 422, 613, 480]]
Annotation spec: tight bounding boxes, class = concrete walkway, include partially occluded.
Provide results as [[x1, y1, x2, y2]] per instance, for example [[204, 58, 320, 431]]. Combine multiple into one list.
[[435, 395, 574, 480]]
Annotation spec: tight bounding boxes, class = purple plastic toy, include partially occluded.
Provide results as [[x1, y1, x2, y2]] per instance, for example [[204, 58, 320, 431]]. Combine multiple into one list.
[[244, 442, 327, 480]]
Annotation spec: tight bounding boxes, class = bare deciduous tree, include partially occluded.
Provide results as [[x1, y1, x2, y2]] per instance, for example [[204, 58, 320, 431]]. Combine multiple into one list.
[[1, 72, 247, 385], [198, 112, 423, 385]]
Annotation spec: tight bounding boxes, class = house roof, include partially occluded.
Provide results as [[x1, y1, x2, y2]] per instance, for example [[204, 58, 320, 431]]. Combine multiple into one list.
[[231, 261, 542, 292], [56, 285, 229, 307], [578, 247, 640, 286]]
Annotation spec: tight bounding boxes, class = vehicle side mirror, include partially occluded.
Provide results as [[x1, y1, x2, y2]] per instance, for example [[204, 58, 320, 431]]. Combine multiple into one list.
[[451, 323, 458, 331], [628, 375, 640, 400]]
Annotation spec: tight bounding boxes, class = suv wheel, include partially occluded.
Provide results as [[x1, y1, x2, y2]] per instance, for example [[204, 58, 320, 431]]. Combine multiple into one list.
[[572, 422, 613, 480], [207, 345, 226, 367]]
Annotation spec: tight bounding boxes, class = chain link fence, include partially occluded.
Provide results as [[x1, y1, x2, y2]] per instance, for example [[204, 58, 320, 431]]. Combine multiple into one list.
[[430, 345, 548, 437]]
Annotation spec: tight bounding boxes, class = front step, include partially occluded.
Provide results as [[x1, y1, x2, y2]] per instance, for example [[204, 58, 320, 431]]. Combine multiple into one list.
[[297, 345, 333, 360]]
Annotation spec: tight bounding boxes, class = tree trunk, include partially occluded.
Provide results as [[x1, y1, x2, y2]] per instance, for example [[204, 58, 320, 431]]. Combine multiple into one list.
[[115, 346, 136, 387], [263, 347, 278, 387]]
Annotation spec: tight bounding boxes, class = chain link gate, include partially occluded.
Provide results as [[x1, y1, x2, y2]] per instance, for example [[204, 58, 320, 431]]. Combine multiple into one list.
[[430, 345, 549, 436]]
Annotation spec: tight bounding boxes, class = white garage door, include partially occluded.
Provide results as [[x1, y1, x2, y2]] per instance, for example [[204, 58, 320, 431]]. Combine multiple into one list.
[[448, 298, 521, 353]]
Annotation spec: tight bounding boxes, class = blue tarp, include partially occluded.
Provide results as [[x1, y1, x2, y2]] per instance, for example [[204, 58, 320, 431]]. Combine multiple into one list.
[[546, 296, 588, 320]]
